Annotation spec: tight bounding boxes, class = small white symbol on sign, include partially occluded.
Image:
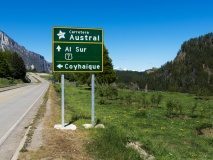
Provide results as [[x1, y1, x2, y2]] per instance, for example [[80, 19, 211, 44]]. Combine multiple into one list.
[[65, 53, 73, 60], [56, 45, 61, 52], [57, 64, 63, 69], [57, 30, 65, 39]]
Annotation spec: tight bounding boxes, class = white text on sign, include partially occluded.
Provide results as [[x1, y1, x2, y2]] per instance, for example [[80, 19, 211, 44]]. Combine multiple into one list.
[[64, 46, 87, 53]]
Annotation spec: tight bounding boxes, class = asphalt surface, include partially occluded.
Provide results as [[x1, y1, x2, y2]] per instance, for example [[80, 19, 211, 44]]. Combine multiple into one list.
[[0, 73, 49, 160]]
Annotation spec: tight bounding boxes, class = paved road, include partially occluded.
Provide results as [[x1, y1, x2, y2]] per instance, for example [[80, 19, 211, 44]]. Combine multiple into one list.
[[0, 73, 49, 159]]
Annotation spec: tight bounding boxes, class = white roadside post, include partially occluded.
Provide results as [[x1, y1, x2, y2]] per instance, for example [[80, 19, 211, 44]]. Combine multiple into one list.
[[91, 73, 95, 125], [61, 73, 65, 127]]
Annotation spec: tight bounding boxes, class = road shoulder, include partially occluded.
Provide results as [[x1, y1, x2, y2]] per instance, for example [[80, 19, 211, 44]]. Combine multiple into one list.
[[18, 84, 93, 160]]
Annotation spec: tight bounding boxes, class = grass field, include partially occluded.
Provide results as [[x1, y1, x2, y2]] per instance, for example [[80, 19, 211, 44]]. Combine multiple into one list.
[[0, 78, 24, 87], [54, 82, 213, 160]]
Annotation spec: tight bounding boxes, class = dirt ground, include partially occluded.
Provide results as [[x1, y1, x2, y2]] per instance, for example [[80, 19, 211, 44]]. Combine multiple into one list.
[[18, 85, 93, 160], [201, 128, 213, 138]]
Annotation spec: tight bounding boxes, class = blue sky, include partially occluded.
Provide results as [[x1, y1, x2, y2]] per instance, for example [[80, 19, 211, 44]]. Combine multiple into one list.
[[1, 0, 213, 71]]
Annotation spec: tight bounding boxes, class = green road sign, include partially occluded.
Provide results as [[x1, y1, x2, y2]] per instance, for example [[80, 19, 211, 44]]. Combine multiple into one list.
[[52, 27, 103, 72]]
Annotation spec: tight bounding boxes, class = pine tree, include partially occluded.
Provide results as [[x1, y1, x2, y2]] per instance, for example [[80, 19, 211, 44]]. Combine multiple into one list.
[[0, 51, 10, 77], [11, 52, 26, 78], [95, 45, 117, 84]]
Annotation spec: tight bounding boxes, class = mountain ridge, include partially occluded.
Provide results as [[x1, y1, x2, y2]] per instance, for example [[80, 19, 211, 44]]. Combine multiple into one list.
[[0, 30, 51, 73], [143, 32, 213, 94]]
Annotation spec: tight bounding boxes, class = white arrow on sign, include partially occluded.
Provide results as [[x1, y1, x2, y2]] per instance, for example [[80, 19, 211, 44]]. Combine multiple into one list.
[[57, 64, 63, 69], [56, 45, 61, 52]]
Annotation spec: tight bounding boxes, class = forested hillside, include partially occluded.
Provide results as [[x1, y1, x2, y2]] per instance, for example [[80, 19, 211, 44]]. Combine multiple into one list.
[[115, 33, 213, 95], [0, 50, 26, 79], [143, 33, 213, 95]]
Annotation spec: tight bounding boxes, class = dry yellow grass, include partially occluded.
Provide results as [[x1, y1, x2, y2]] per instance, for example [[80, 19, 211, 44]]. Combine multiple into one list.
[[18, 84, 93, 160]]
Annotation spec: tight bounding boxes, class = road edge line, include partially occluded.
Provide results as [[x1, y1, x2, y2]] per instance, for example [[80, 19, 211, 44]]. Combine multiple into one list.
[[11, 126, 31, 160]]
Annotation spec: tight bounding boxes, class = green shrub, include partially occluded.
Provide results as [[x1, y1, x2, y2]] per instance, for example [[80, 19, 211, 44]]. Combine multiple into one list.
[[96, 83, 118, 100], [20, 148, 28, 152], [190, 102, 198, 117], [166, 98, 185, 117], [99, 98, 106, 105], [125, 92, 133, 104], [135, 109, 147, 117], [141, 93, 150, 108], [53, 84, 61, 93]]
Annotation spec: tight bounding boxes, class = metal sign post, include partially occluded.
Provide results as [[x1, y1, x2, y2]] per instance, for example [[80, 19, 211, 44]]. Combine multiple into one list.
[[91, 73, 95, 125], [61, 73, 65, 127]]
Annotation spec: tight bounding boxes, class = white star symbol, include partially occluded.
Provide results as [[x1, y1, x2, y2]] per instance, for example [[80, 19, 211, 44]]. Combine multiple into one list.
[[57, 30, 65, 39]]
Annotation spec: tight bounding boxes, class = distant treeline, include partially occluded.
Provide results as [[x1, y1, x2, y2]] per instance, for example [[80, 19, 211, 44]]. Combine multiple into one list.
[[115, 70, 147, 89], [0, 50, 26, 79]]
